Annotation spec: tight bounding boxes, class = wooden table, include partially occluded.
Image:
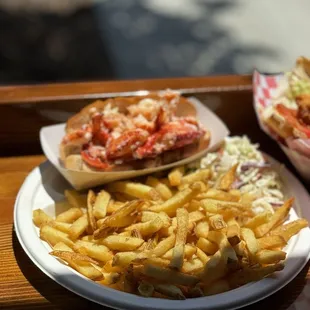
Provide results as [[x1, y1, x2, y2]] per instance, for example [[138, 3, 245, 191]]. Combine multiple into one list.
[[0, 76, 309, 310]]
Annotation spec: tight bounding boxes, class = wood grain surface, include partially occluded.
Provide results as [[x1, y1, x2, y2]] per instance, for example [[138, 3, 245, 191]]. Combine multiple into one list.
[[0, 75, 252, 104], [0, 76, 309, 310]]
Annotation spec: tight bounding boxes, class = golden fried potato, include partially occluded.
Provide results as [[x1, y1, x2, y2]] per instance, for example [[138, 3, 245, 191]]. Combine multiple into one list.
[[168, 166, 185, 186], [169, 208, 189, 270], [33, 209, 52, 227], [254, 198, 293, 238]]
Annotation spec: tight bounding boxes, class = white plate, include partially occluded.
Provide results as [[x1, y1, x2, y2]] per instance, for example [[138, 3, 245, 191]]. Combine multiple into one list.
[[40, 97, 229, 190], [14, 155, 310, 310]]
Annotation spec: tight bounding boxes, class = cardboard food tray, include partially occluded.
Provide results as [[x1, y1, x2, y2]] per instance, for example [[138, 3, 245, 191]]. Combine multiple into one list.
[[40, 96, 229, 190], [253, 70, 310, 182]]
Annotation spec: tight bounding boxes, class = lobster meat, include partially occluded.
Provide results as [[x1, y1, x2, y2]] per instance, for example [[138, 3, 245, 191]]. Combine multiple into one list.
[[60, 93, 208, 170]]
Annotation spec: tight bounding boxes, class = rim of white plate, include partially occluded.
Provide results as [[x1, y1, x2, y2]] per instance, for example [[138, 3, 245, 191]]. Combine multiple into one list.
[[14, 155, 310, 310]]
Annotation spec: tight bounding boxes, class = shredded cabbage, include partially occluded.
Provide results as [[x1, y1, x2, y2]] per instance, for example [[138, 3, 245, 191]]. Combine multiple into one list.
[[200, 136, 284, 214]]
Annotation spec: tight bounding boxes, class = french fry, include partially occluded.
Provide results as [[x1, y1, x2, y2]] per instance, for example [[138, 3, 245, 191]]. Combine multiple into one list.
[[87, 190, 97, 233], [228, 263, 284, 288], [113, 192, 136, 202], [209, 214, 227, 230], [145, 257, 170, 267], [218, 163, 238, 191], [139, 235, 158, 251], [69, 214, 88, 240], [254, 198, 294, 238], [106, 181, 160, 200], [104, 260, 123, 273], [97, 216, 135, 230], [143, 264, 199, 286], [196, 247, 210, 264], [40, 225, 74, 248], [141, 211, 171, 228], [94, 200, 143, 239], [180, 169, 211, 186], [244, 211, 272, 229], [124, 265, 138, 293], [149, 183, 202, 216], [187, 200, 201, 212], [269, 218, 308, 242], [74, 240, 113, 263], [240, 192, 257, 204], [197, 237, 218, 255], [112, 252, 137, 267], [65, 190, 87, 209], [234, 240, 248, 258], [207, 231, 238, 264], [163, 244, 196, 260], [52, 243, 103, 280], [56, 208, 83, 223], [107, 200, 123, 214], [151, 234, 175, 257], [102, 235, 144, 251], [197, 189, 239, 202], [169, 208, 189, 270], [154, 284, 185, 300], [50, 250, 99, 265], [158, 225, 175, 237], [226, 224, 241, 246], [98, 272, 121, 285], [146, 176, 173, 200], [168, 166, 185, 186], [181, 258, 204, 274], [203, 198, 252, 212], [229, 189, 241, 200], [33, 209, 52, 227], [53, 242, 73, 252], [93, 190, 110, 219], [204, 279, 230, 296], [49, 221, 71, 234], [194, 220, 209, 239], [189, 211, 205, 225], [125, 217, 163, 237], [257, 235, 287, 250], [200, 250, 227, 285], [138, 281, 154, 297], [188, 285, 204, 298], [241, 228, 259, 261], [81, 235, 97, 242], [71, 262, 103, 280], [256, 250, 286, 264]]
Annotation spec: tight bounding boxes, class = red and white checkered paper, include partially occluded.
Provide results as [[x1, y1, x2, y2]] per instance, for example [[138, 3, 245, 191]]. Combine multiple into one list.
[[253, 70, 310, 182], [253, 70, 310, 310]]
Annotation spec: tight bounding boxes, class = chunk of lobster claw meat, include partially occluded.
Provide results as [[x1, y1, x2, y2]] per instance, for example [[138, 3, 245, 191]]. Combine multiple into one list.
[[106, 129, 150, 160], [134, 118, 205, 159]]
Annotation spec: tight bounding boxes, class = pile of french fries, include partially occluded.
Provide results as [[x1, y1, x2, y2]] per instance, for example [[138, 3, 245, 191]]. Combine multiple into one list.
[[33, 164, 309, 300]]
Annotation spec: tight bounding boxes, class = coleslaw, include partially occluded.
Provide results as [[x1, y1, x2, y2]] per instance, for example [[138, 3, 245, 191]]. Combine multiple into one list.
[[198, 136, 284, 214]]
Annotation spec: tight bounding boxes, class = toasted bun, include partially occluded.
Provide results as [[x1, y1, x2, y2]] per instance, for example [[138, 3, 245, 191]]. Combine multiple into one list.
[[65, 155, 84, 170]]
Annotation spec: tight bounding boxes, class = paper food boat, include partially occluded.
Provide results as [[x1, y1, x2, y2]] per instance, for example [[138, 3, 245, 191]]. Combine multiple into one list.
[[40, 97, 229, 190], [253, 70, 310, 182]]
